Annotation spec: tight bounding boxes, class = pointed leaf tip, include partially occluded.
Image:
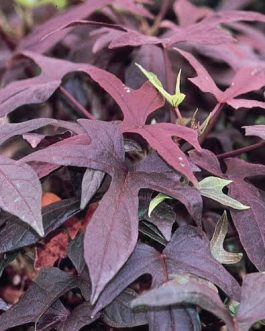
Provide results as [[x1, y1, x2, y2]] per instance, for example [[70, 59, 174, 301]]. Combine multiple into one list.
[[210, 211, 243, 264], [199, 176, 250, 210]]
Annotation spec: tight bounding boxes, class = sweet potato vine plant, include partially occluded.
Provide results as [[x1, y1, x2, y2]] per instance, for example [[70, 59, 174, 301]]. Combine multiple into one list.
[[0, 0, 265, 330]]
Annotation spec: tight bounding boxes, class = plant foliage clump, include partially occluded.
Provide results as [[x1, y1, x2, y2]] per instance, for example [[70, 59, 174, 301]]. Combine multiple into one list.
[[0, 0, 265, 330]]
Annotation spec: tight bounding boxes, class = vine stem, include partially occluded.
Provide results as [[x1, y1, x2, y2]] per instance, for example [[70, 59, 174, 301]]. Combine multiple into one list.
[[59, 86, 95, 120], [217, 141, 265, 160], [149, 0, 170, 35]]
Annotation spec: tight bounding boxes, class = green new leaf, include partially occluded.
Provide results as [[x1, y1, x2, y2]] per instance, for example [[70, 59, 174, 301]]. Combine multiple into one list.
[[198, 176, 250, 210], [210, 211, 243, 264], [148, 193, 172, 217], [135, 63, 185, 107], [15, 0, 66, 9]]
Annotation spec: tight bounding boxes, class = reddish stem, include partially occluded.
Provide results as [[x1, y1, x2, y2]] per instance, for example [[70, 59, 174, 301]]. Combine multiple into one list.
[[59, 86, 95, 120], [217, 141, 265, 160]]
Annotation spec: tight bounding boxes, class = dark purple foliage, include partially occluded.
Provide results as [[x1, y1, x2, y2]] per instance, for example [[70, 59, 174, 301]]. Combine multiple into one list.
[[0, 0, 265, 330]]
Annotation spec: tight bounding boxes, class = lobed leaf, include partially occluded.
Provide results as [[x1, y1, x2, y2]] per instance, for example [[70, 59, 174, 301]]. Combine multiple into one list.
[[199, 176, 250, 210]]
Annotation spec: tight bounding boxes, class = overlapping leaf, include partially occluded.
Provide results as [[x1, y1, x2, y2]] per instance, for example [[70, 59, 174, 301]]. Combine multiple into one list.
[[190, 149, 265, 271], [93, 225, 240, 330], [0, 267, 90, 330], [17, 0, 151, 53], [132, 273, 236, 331], [79, 66, 201, 184], [176, 48, 265, 111], [21, 120, 202, 302], [236, 273, 265, 330], [0, 198, 80, 253]]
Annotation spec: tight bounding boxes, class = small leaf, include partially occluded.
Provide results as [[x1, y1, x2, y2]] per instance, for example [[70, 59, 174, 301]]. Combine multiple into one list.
[[15, 0, 66, 9], [199, 176, 250, 210], [148, 193, 172, 217], [135, 63, 185, 107], [210, 211, 243, 264]]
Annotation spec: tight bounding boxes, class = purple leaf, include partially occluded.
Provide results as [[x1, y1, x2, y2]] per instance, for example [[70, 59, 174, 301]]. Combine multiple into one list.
[[236, 273, 265, 331], [59, 301, 100, 331], [173, 0, 212, 27], [132, 273, 235, 331], [0, 198, 80, 253], [190, 149, 265, 271], [244, 125, 265, 140], [17, 0, 151, 53], [36, 300, 69, 331], [0, 155, 43, 236], [94, 225, 240, 315], [103, 289, 148, 328], [80, 67, 201, 184], [22, 120, 202, 302], [80, 169, 105, 209], [225, 158, 265, 270], [0, 267, 90, 330], [176, 48, 265, 110], [0, 118, 56, 145]]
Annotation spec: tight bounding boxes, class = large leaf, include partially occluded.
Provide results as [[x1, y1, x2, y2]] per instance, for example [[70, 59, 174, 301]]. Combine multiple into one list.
[[0, 267, 90, 330], [132, 273, 235, 331], [176, 48, 265, 111], [93, 226, 240, 330], [225, 158, 265, 270], [1, 51, 200, 184], [80, 66, 201, 184], [0, 198, 80, 253], [0, 155, 43, 236], [17, 0, 151, 53], [22, 120, 202, 302], [190, 149, 265, 271]]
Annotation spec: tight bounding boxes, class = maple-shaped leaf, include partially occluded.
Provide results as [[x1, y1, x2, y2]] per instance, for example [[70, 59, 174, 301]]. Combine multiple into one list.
[[56, 10, 265, 50], [0, 155, 43, 236], [17, 0, 151, 53], [236, 273, 265, 331], [80, 66, 201, 184], [21, 120, 202, 302], [93, 225, 240, 330], [132, 273, 235, 331], [0, 267, 90, 330], [190, 149, 265, 271], [0, 50, 199, 183], [0, 198, 80, 253], [176, 48, 265, 111], [244, 125, 265, 140], [0, 52, 93, 117]]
